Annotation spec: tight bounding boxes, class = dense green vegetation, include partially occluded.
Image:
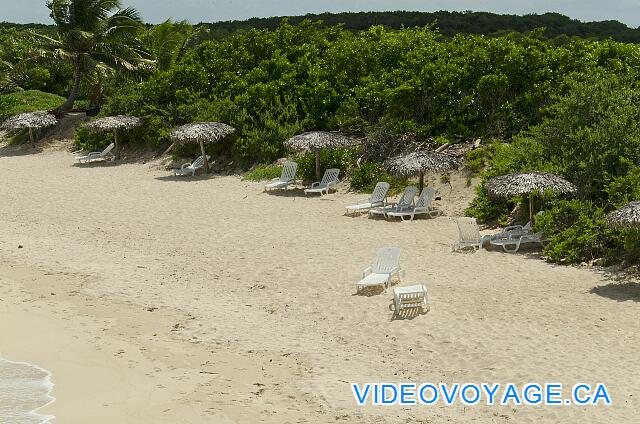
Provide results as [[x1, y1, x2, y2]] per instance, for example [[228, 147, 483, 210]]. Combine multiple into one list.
[[3, 6, 640, 265], [0, 90, 65, 120], [205, 11, 640, 43]]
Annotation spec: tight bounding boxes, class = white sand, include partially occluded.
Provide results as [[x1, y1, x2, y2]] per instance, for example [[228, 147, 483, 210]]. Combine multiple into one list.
[[0, 143, 638, 423]]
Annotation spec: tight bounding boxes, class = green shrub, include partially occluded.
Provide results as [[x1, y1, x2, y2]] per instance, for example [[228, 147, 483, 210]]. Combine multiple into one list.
[[296, 148, 360, 181], [465, 185, 512, 225], [349, 162, 407, 194], [465, 146, 492, 174], [243, 164, 282, 181], [73, 124, 113, 151], [534, 200, 610, 264], [0, 90, 64, 119]]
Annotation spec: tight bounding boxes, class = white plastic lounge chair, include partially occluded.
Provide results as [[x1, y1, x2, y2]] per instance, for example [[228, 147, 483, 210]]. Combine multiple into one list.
[[394, 284, 429, 313], [369, 186, 418, 218], [173, 155, 210, 176], [264, 161, 298, 191], [75, 143, 115, 163], [345, 182, 390, 214], [304, 168, 340, 196], [386, 187, 441, 221], [356, 247, 404, 293], [489, 231, 546, 253], [452, 217, 493, 251]]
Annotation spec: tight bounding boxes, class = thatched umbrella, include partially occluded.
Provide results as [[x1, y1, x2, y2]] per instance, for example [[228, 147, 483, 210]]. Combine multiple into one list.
[[85, 115, 143, 160], [606, 201, 640, 228], [170, 122, 235, 174], [384, 150, 459, 192], [284, 131, 357, 181], [486, 172, 577, 224], [2, 111, 57, 147]]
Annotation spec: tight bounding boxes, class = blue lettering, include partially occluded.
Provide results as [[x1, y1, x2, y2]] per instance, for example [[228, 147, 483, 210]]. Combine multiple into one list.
[[592, 384, 612, 406], [460, 384, 481, 405], [381, 384, 398, 405], [441, 384, 460, 405], [573, 384, 591, 405], [352, 383, 371, 405], [545, 383, 563, 405], [399, 384, 417, 405], [523, 384, 542, 404], [418, 384, 439, 405], [482, 383, 500, 405], [501, 384, 522, 405]]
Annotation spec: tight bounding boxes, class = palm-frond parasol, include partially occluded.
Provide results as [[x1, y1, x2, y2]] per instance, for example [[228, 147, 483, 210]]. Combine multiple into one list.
[[2, 111, 57, 147], [85, 115, 143, 160], [485, 172, 577, 224], [384, 150, 459, 192], [284, 131, 358, 181], [170, 122, 235, 174], [606, 201, 640, 229]]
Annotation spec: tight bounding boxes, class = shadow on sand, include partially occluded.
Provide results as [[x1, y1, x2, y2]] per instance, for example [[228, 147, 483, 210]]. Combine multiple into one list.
[[264, 188, 308, 198], [590, 268, 640, 302], [389, 304, 429, 321], [0, 144, 43, 157]]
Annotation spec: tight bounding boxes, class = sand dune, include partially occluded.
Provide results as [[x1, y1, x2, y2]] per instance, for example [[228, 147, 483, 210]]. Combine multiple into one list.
[[0, 144, 638, 423]]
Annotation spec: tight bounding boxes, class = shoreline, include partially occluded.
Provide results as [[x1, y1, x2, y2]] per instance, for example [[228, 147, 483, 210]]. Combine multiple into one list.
[[0, 357, 55, 423]]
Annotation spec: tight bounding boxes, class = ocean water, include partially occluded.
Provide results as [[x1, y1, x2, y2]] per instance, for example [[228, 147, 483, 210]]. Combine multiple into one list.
[[0, 358, 55, 423]]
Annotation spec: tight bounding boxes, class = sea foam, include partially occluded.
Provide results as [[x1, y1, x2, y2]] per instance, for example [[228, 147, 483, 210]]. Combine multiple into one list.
[[0, 358, 55, 423]]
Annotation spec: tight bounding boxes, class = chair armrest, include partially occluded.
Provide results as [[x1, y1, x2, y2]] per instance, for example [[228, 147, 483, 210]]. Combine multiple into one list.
[[180, 162, 192, 169], [311, 182, 320, 188], [271, 177, 281, 182], [504, 225, 523, 232], [362, 267, 372, 277]]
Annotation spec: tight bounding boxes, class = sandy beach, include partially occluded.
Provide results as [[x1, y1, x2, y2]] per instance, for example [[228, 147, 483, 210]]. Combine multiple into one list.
[[1, 142, 639, 423]]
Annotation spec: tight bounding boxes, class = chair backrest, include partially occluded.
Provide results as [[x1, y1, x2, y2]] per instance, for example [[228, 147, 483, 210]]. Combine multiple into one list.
[[416, 187, 436, 208], [456, 217, 481, 243], [372, 247, 401, 274], [101, 143, 115, 156], [280, 161, 298, 181], [398, 186, 419, 208], [320, 168, 340, 186], [369, 182, 390, 203], [191, 156, 205, 169]]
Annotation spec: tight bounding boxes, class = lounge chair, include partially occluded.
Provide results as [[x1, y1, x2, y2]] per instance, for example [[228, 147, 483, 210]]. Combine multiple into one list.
[[393, 284, 429, 313], [386, 187, 441, 221], [489, 231, 546, 253], [452, 217, 493, 251], [173, 155, 210, 176], [264, 161, 298, 191], [75, 143, 115, 163], [369, 186, 418, 218], [345, 182, 390, 214], [356, 247, 404, 293], [304, 168, 340, 196]]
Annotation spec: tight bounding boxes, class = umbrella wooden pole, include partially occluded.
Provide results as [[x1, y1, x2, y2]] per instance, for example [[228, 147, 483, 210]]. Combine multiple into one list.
[[199, 140, 209, 174], [114, 131, 120, 160], [529, 195, 535, 225], [419, 171, 425, 193], [315, 150, 321, 181], [28, 128, 35, 147]]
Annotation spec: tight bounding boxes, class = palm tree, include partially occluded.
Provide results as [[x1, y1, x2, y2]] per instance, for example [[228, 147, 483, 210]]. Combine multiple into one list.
[[142, 19, 191, 71], [35, 0, 150, 113]]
